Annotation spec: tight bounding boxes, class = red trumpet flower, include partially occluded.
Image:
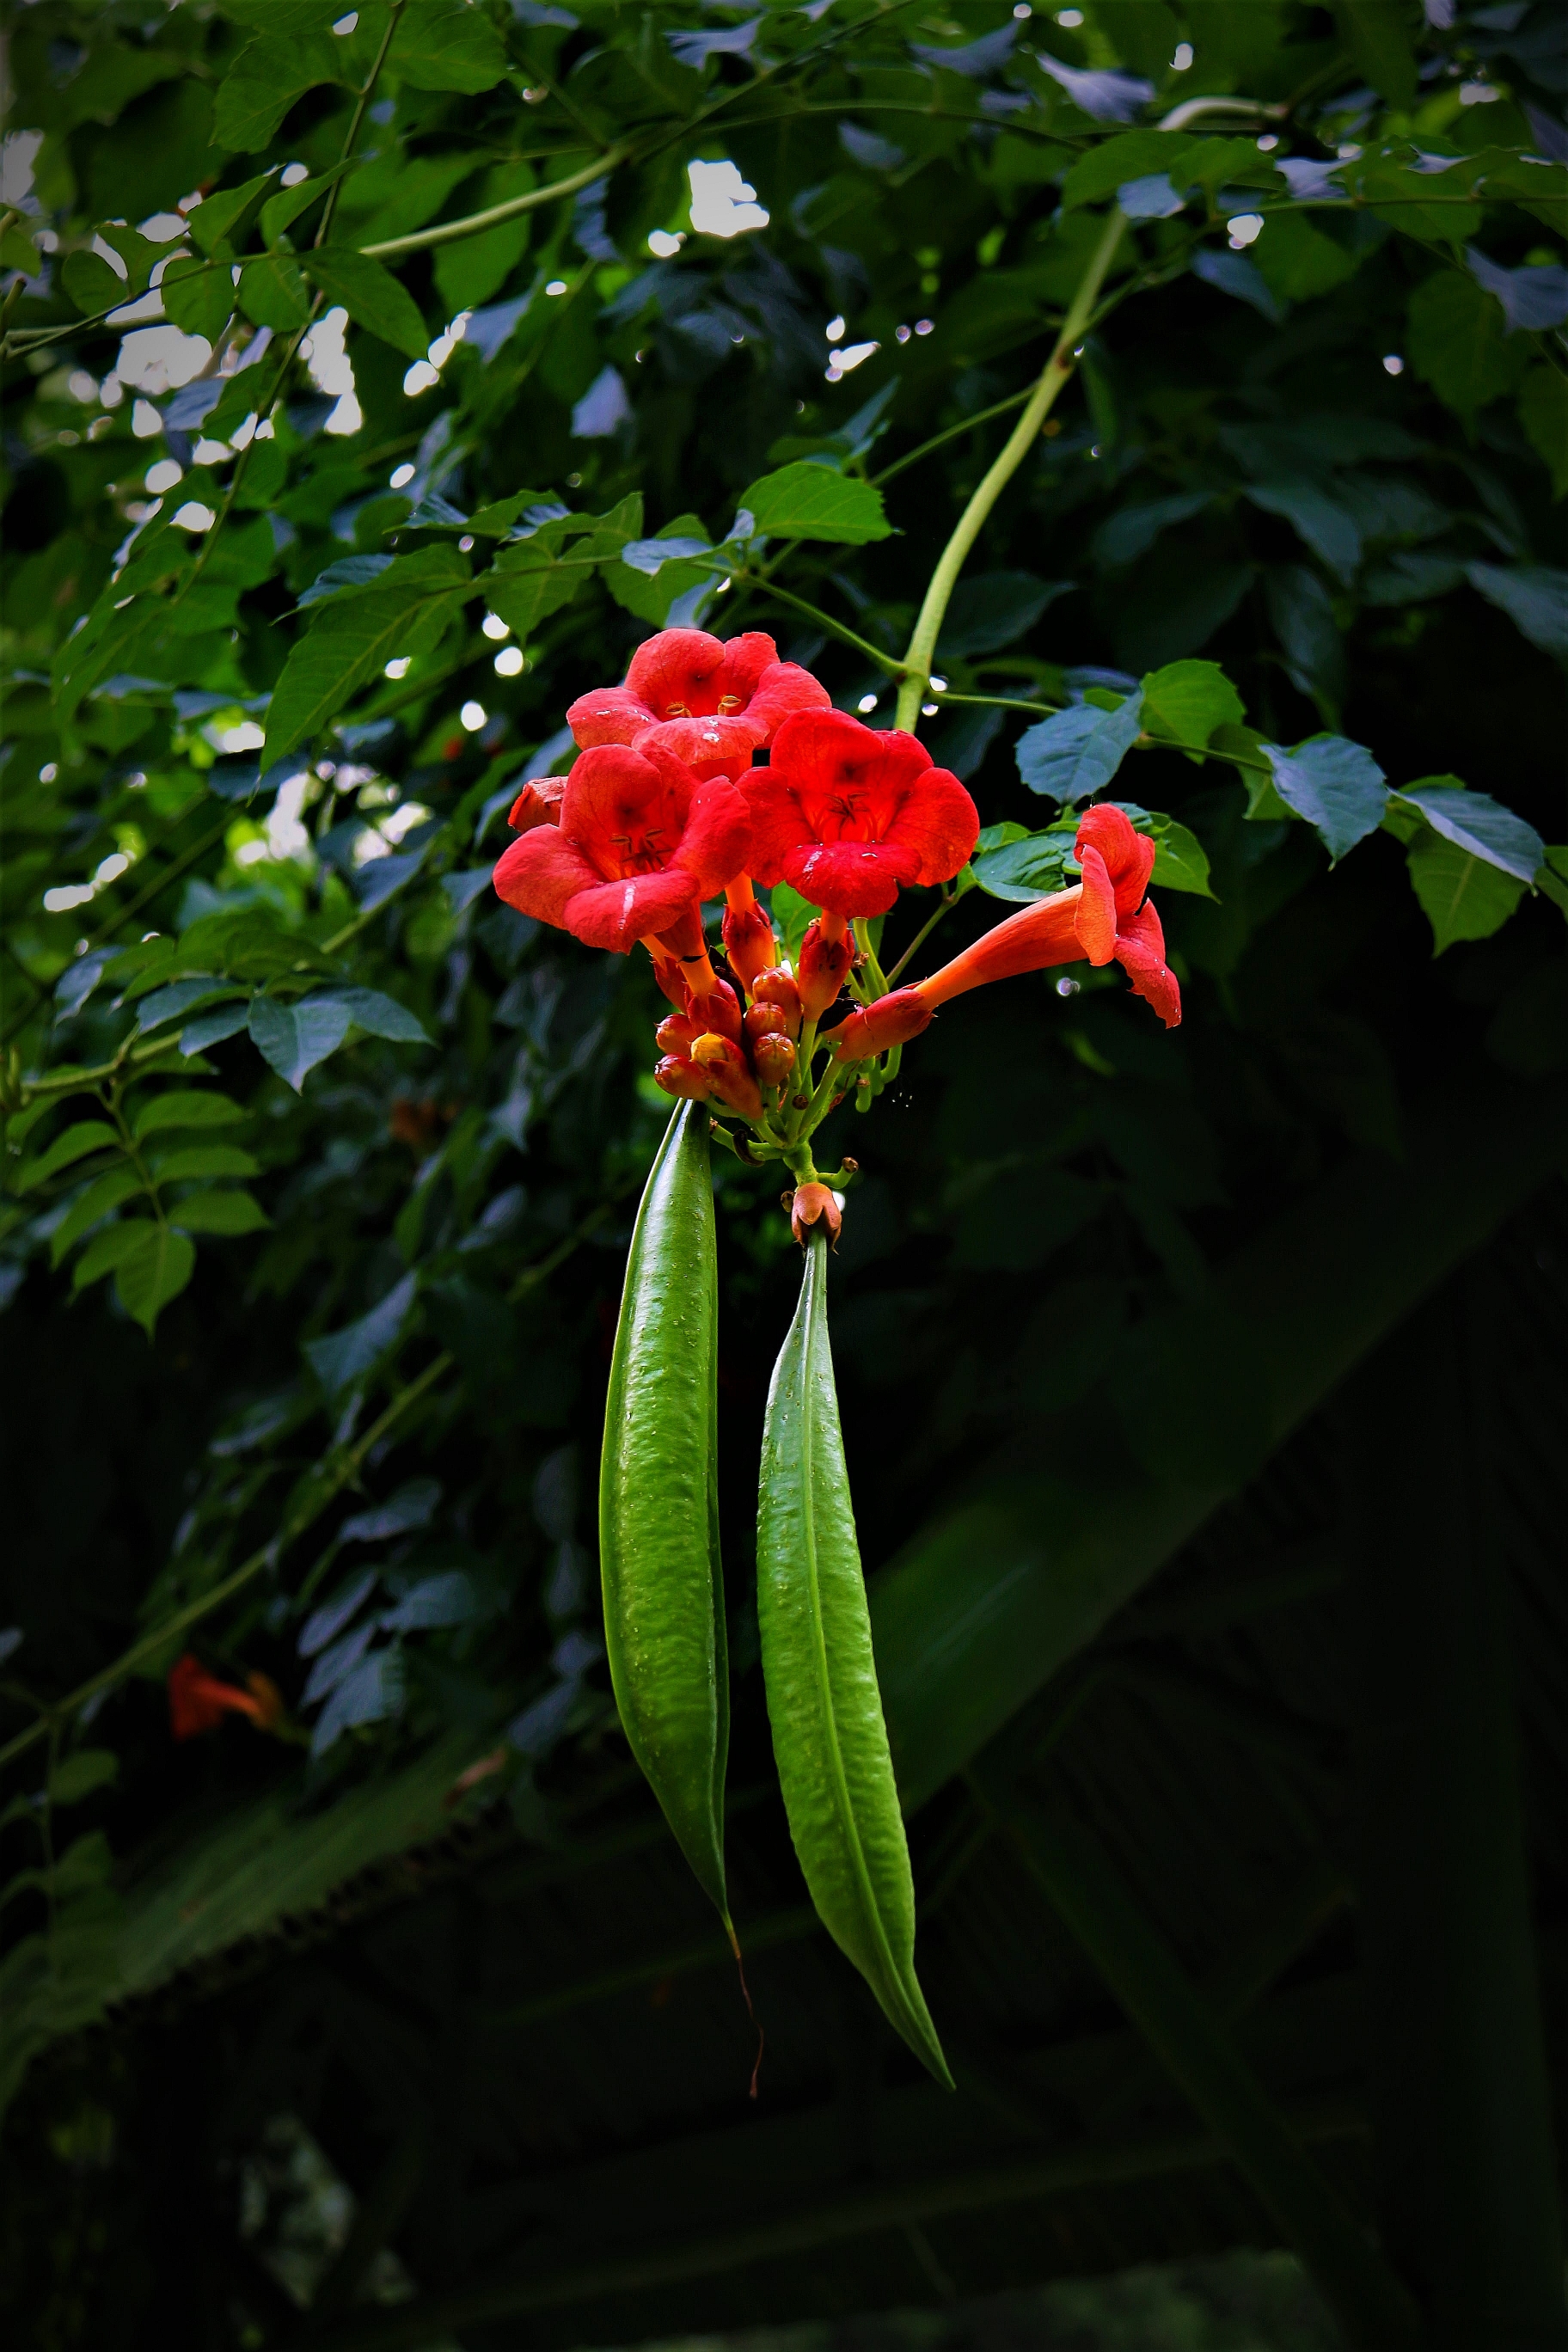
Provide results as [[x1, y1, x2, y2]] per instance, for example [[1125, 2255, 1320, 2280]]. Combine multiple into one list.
[[743, 710, 979, 919], [493, 740, 751, 954], [567, 628, 830, 752], [168, 1653, 284, 1740], [827, 805, 1180, 1057]]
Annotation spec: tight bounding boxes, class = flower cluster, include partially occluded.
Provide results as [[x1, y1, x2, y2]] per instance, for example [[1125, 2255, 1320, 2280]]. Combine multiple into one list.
[[493, 627, 1179, 1219]]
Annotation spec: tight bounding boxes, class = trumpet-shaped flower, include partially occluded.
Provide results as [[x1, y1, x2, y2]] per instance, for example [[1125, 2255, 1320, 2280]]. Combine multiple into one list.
[[168, 1652, 284, 1740], [493, 740, 751, 953], [567, 628, 830, 752], [828, 804, 1180, 1057], [743, 710, 978, 918]]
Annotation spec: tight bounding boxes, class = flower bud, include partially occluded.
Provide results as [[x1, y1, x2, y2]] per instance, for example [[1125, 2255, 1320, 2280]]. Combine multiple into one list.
[[689, 1032, 763, 1121], [797, 919, 854, 1022], [506, 777, 566, 832], [789, 1181, 842, 1247], [656, 1012, 701, 1057], [689, 977, 743, 1044], [721, 898, 777, 994], [827, 986, 933, 1060], [654, 1055, 712, 1102], [744, 1001, 790, 1045], [752, 1031, 797, 1090], [750, 966, 802, 1038]]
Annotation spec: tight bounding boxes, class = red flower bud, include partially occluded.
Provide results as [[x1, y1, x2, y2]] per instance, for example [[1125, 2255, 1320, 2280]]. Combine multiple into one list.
[[753, 1031, 798, 1089], [750, 966, 802, 1037], [506, 777, 567, 833], [797, 918, 854, 1022], [690, 1032, 763, 1121], [744, 1001, 790, 1044], [689, 976, 743, 1044], [827, 985, 934, 1061], [721, 897, 778, 994], [654, 1055, 713, 1102], [788, 1181, 842, 1246], [656, 1012, 701, 1057]]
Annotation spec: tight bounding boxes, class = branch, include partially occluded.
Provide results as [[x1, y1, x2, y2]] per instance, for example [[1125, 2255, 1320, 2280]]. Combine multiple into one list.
[[359, 147, 631, 260]]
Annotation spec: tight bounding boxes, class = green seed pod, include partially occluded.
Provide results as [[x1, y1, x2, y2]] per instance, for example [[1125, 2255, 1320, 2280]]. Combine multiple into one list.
[[600, 1101, 732, 1932], [756, 1229, 952, 2085]]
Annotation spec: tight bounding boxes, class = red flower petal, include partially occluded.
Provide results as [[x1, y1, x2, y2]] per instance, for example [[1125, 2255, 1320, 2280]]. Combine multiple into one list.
[[716, 631, 779, 701], [744, 659, 832, 743], [671, 775, 754, 897], [634, 714, 759, 780], [757, 711, 978, 900], [1073, 843, 1119, 965], [507, 777, 566, 832], [1076, 803, 1155, 918], [560, 743, 693, 882], [493, 824, 604, 928], [784, 837, 920, 917], [1115, 900, 1182, 1027], [919, 888, 1086, 1004], [567, 683, 656, 747], [565, 870, 700, 952], [625, 627, 730, 718]]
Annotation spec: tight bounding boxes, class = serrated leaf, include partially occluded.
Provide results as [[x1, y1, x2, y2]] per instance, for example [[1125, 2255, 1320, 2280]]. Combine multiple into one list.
[[323, 987, 430, 1044], [1406, 835, 1526, 955], [1407, 270, 1528, 420], [49, 1169, 148, 1268], [258, 157, 359, 247], [181, 1004, 253, 1057], [737, 462, 891, 545], [237, 250, 310, 332], [1392, 779, 1544, 885], [970, 829, 1076, 903], [187, 169, 277, 255], [304, 1271, 418, 1398], [212, 35, 349, 154], [1262, 736, 1387, 861], [604, 513, 717, 626], [1016, 693, 1144, 805], [15, 1122, 122, 1193], [160, 254, 236, 342], [1465, 564, 1568, 662], [72, 1222, 158, 1293], [263, 548, 471, 766], [297, 554, 395, 609], [303, 248, 429, 359], [132, 1092, 247, 1141], [1241, 481, 1361, 584], [1139, 660, 1245, 756], [135, 980, 248, 1036], [168, 1190, 270, 1236], [391, 0, 509, 92], [248, 995, 353, 1092], [145, 1143, 260, 1185], [62, 250, 126, 317], [114, 1225, 196, 1337], [309, 1645, 405, 1758]]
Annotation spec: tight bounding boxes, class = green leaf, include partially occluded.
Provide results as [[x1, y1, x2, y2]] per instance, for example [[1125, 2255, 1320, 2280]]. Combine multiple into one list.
[[432, 162, 536, 313], [248, 995, 353, 1092], [1406, 834, 1526, 955], [327, 987, 430, 1044], [258, 156, 360, 247], [263, 546, 471, 766], [1539, 845, 1568, 922], [168, 1191, 271, 1236], [970, 827, 1076, 903], [71, 1221, 159, 1292], [212, 34, 349, 153], [1241, 481, 1361, 585], [1133, 810, 1216, 899], [1391, 779, 1543, 885], [159, 254, 236, 343], [1139, 660, 1245, 756], [737, 463, 891, 546], [391, 1, 510, 91], [144, 1144, 260, 1185], [187, 169, 278, 256], [1407, 271, 1528, 421], [605, 514, 718, 627], [1262, 736, 1387, 861], [1521, 367, 1568, 501], [62, 250, 126, 316], [303, 247, 430, 360], [756, 1234, 951, 2087], [304, 1271, 418, 1397], [15, 1122, 121, 1194], [237, 250, 311, 333], [132, 1092, 247, 1141], [1334, 0, 1417, 107], [1016, 693, 1144, 805], [50, 1751, 119, 1806], [114, 1225, 196, 1338], [768, 881, 818, 966], [1251, 212, 1359, 305], [49, 1169, 147, 1269]]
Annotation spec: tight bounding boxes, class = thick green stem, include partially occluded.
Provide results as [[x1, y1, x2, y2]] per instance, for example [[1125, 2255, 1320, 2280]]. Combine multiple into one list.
[[893, 211, 1127, 733]]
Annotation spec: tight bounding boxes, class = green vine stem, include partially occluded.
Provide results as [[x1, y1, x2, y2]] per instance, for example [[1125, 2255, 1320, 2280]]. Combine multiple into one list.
[[893, 208, 1128, 733]]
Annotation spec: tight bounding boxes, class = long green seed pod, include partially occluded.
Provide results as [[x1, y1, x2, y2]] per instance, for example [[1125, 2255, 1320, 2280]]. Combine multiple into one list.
[[599, 1101, 731, 1933], [756, 1229, 952, 2085]]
